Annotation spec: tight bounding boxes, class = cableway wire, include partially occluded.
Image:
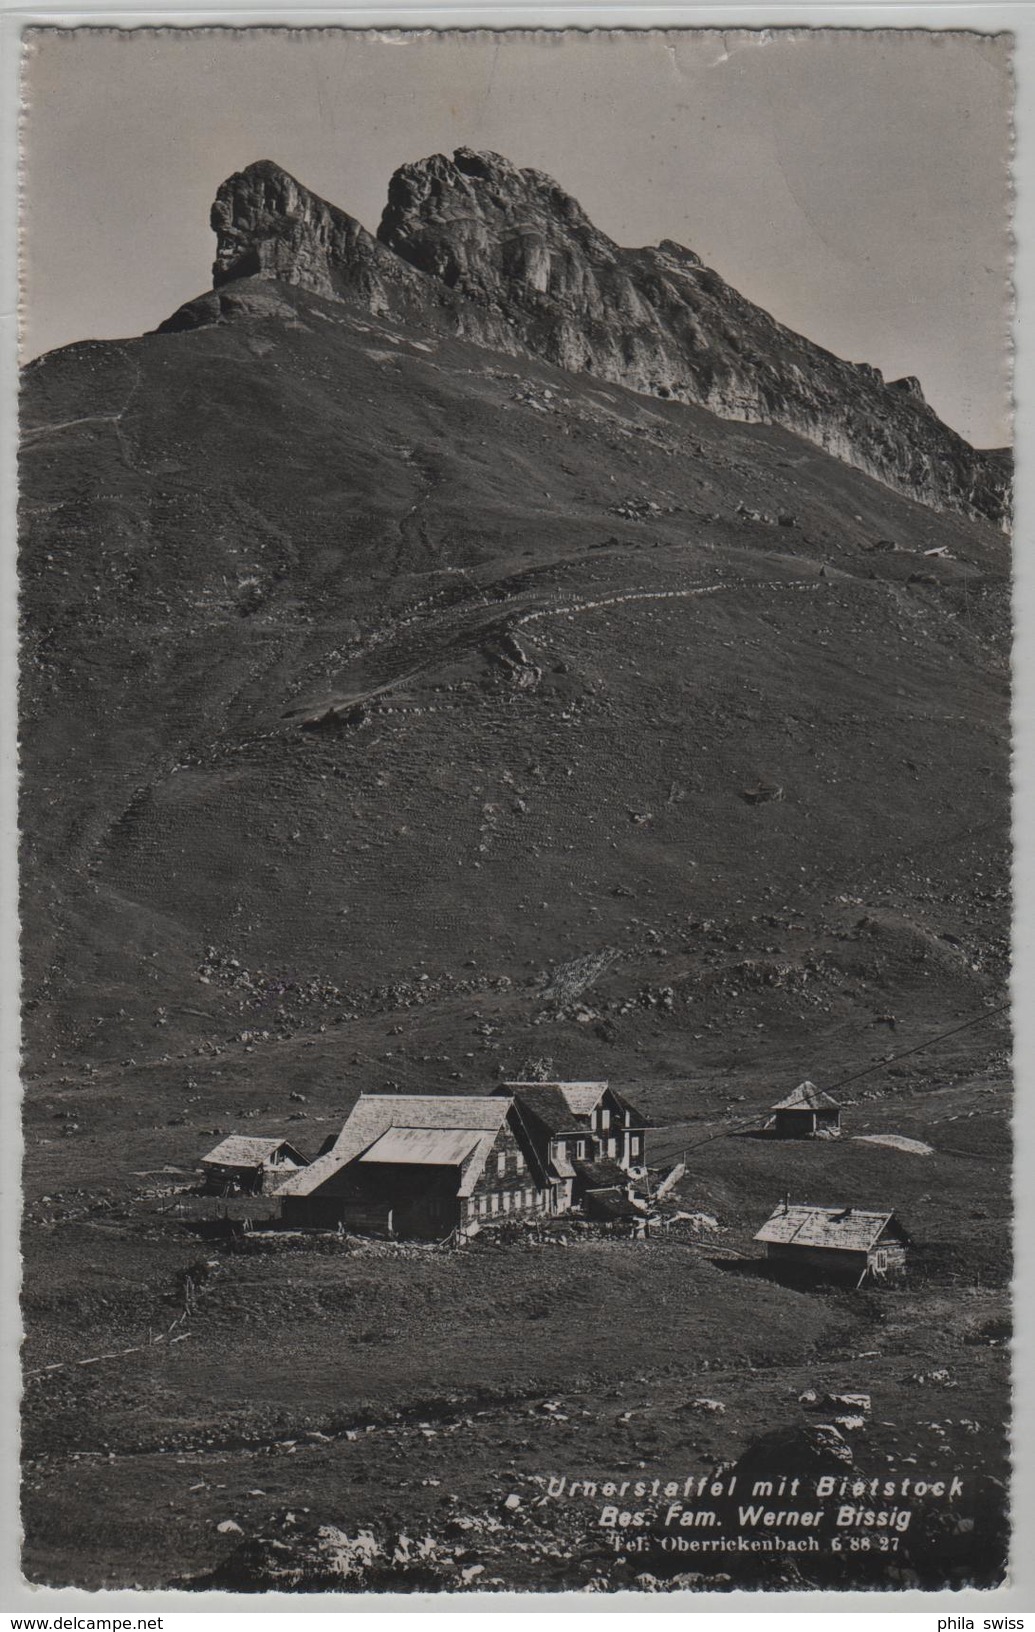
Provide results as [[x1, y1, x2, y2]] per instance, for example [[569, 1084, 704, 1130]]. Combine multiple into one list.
[[645, 998, 1010, 1168]]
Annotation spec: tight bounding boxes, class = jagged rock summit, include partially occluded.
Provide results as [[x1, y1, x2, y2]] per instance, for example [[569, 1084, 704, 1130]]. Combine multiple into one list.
[[209, 157, 424, 314], [176, 150, 1009, 528]]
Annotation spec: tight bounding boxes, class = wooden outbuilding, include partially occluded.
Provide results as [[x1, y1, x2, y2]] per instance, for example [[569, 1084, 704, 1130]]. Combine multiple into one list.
[[754, 1202, 909, 1285], [770, 1081, 842, 1139], [200, 1135, 309, 1195]]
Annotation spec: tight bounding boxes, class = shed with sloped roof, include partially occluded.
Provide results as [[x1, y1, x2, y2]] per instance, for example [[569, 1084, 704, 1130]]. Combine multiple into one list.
[[754, 1202, 908, 1284], [200, 1134, 309, 1195]]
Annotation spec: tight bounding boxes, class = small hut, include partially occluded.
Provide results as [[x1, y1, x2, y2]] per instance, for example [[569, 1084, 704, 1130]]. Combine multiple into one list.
[[770, 1081, 841, 1139], [754, 1202, 909, 1285], [200, 1135, 309, 1195]]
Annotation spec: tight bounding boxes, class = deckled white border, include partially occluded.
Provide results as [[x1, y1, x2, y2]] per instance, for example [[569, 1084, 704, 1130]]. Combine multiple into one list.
[[0, 6, 1029, 1614]]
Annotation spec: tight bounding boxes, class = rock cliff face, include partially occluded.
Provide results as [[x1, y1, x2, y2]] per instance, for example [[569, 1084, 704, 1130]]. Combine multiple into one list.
[[210, 159, 425, 317], [192, 151, 1009, 526]]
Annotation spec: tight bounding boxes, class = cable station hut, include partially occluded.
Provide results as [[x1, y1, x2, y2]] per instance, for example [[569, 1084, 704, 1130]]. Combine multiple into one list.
[[754, 1202, 909, 1285], [770, 1081, 842, 1139]]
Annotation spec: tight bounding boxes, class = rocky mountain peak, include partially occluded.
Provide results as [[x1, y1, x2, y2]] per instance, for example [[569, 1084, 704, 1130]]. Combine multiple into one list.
[[197, 151, 1008, 528], [377, 147, 614, 295], [210, 159, 424, 314]]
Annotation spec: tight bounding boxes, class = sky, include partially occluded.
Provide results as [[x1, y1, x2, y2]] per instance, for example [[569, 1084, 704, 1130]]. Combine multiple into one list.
[[19, 26, 1013, 447]]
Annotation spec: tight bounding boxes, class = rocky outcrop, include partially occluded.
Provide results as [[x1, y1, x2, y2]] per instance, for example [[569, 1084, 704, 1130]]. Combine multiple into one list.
[[198, 152, 1009, 529], [199, 158, 516, 352], [209, 159, 425, 317]]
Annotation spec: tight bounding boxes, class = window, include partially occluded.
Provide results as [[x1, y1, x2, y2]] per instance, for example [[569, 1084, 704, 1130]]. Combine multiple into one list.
[[502, 1192, 511, 1213], [478, 1196, 488, 1216], [607, 1137, 617, 1158], [515, 1150, 525, 1173], [497, 1152, 506, 1177], [631, 1135, 641, 1157], [874, 1248, 888, 1272], [491, 1194, 500, 1214], [600, 1108, 611, 1129]]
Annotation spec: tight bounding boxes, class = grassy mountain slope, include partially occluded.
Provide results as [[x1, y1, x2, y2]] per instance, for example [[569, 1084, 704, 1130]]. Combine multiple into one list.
[[21, 276, 1009, 1096]]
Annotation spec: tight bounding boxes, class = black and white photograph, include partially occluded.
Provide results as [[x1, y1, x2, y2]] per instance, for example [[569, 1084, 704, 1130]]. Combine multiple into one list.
[[14, 22, 1015, 1596]]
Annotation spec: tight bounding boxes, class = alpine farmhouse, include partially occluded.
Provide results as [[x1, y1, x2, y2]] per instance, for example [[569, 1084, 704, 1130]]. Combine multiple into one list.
[[275, 1082, 650, 1238]]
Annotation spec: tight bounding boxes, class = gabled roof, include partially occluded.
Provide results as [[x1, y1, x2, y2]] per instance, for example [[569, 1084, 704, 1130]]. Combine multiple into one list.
[[202, 1135, 305, 1168], [504, 1081, 608, 1119], [359, 1126, 500, 1198], [501, 1081, 651, 1128], [507, 1085, 591, 1136], [608, 1088, 654, 1128], [754, 1204, 900, 1254], [558, 1084, 610, 1116], [771, 1081, 841, 1112], [359, 1127, 486, 1167], [276, 1094, 508, 1196]]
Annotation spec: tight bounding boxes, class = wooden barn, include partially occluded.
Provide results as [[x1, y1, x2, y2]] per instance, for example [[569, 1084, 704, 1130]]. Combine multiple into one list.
[[770, 1081, 842, 1138], [754, 1202, 909, 1285], [200, 1135, 309, 1195], [275, 1094, 553, 1238]]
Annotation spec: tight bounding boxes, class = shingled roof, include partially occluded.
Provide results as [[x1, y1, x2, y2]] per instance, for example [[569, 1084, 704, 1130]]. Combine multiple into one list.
[[771, 1081, 840, 1112], [505, 1085, 591, 1136], [201, 1135, 305, 1169], [275, 1095, 508, 1197], [503, 1079, 610, 1110], [754, 1203, 901, 1254], [359, 1127, 488, 1167]]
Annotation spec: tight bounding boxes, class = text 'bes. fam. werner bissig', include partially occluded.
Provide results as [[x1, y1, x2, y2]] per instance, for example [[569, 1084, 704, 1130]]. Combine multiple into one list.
[[544, 1472, 968, 1556]]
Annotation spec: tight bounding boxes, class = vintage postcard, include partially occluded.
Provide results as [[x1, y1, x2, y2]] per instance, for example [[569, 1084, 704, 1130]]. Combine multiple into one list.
[[14, 21, 1016, 1596]]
